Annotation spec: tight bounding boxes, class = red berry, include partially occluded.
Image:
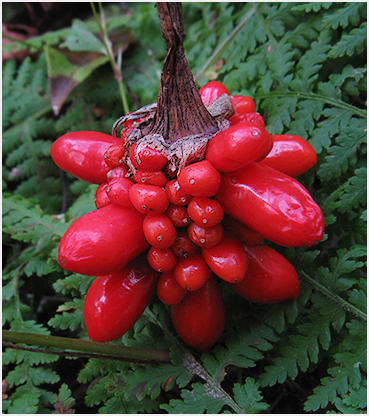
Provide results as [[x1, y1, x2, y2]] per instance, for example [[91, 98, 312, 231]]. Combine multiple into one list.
[[107, 165, 129, 180], [171, 230, 201, 259], [134, 169, 168, 187], [95, 188, 111, 209], [129, 183, 169, 214], [199, 81, 230, 105], [222, 215, 264, 245], [166, 204, 191, 227], [187, 196, 224, 227], [165, 179, 192, 206], [147, 247, 178, 273], [227, 244, 300, 303], [177, 160, 221, 197], [174, 254, 212, 291], [104, 143, 126, 168], [129, 143, 168, 170], [171, 277, 225, 352], [187, 222, 224, 248], [106, 177, 134, 208], [157, 271, 187, 306], [143, 213, 177, 249], [202, 234, 249, 283]]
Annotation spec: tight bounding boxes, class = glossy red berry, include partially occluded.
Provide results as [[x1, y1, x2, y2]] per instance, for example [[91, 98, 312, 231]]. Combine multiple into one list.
[[143, 213, 177, 249], [84, 256, 159, 342], [147, 247, 178, 273], [205, 122, 273, 172], [187, 196, 224, 227], [58, 205, 148, 276], [202, 234, 249, 283], [174, 254, 212, 291], [106, 177, 134, 208], [177, 160, 221, 197], [222, 215, 264, 246], [157, 271, 187, 306], [199, 81, 230, 105], [134, 169, 168, 187], [171, 277, 225, 352], [260, 134, 317, 177], [165, 179, 192, 206], [166, 205, 191, 227], [187, 222, 224, 248], [129, 143, 168, 170], [227, 244, 300, 303], [104, 143, 126, 168], [229, 95, 256, 125], [129, 183, 169, 214], [171, 231, 201, 259], [95, 183, 111, 209], [106, 165, 129, 180]]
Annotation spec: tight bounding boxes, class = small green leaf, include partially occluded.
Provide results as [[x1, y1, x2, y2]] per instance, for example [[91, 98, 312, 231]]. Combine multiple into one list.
[[7, 392, 40, 414], [233, 379, 270, 413], [60, 21, 106, 54]]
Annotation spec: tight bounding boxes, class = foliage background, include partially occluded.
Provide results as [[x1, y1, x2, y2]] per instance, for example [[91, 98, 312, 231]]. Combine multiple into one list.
[[2, 2, 367, 414]]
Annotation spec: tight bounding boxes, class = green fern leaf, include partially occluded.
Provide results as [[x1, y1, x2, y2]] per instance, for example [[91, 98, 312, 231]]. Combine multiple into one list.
[[334, 382, 367, 412], [2, 194, 67, 243], [318, 118, 366, 180], [54, 384, 75, 413], [53, 274, 95, 297], [304, 319, 366, 412], [202, 322, 278, 382], [160, 382, 228, 414], [329, 23, 367, 58], [233, 379, 269, 413], [116, 362, 191, 401], [323, 2, 366, 29], [292, 37, 331, 91], [259, 295, 347, 387], [5, 392, 40, 414], [48, 299, 84, 332], [292, 3, 333, 13]]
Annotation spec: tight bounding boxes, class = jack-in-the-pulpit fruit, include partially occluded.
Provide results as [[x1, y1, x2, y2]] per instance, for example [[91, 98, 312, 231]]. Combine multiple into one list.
[[227, 244, 300, 303], [51, 131, 121, 184], [205, 122, 273, 172], [51, 73, 325, 352], [58, 204, 149, 276], [171, 277, 225, 352], [260, 134, 317, 177], [216, 162, 324, 247], [84, 256, 159, 342]]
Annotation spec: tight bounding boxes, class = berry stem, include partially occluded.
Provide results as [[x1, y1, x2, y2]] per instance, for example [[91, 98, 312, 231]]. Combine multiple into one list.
[[145, 3, 219, 143]]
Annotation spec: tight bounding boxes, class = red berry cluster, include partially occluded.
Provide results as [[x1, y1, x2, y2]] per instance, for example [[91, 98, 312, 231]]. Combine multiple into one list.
[[51, 81, 324, 352]]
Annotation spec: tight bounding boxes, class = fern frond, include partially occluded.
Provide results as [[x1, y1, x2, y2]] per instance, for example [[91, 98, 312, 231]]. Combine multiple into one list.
[[323, 2, 366, 30], [329, 23, 367, 58]]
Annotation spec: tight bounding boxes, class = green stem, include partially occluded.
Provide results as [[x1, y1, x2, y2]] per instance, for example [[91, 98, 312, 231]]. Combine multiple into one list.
[[13, 266, 26, 321], [299, 271, 367, 322], [194, 3, 259, 83], [255, 91, 367, 118], [90, 2, 130, 114], [2, 330, 171, 363], [2, 34, 38, 50]]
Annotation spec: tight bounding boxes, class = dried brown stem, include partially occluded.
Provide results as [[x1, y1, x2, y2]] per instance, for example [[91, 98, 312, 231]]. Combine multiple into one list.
[[144, 3, 219, 143]]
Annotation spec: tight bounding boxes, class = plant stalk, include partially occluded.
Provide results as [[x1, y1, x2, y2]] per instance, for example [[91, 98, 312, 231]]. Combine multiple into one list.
[[145, 2, 219, 143], [195, 3, 259, 83], [299, 271, 367, 322], [2, 330, 171, 363], [90, 2, 130, 114]]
